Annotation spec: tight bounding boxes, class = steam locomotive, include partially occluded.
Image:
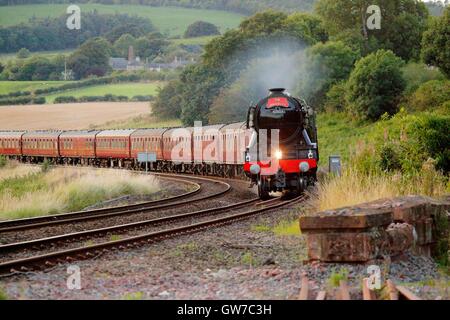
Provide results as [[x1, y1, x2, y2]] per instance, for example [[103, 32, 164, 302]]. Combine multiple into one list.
[[243, 88, 318, 199], [0, 88, 318, 200]]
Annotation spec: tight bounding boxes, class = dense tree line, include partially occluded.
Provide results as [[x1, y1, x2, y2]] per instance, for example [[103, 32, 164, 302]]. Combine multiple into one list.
[[0, 12, 156, 53]]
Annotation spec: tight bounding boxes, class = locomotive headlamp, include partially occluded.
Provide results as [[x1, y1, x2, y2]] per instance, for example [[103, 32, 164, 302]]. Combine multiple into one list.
[[299, 161, 310, 173], [250, 164, 261, 175], [275, 150, 282, 160]]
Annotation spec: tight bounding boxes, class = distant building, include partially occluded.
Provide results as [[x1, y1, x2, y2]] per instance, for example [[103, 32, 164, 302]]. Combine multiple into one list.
[[109, 58, 128, 71], [109, 46, 195, 72]]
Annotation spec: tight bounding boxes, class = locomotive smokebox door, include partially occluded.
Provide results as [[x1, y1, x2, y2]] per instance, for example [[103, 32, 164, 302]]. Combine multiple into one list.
[[329, 155, 341, 176]]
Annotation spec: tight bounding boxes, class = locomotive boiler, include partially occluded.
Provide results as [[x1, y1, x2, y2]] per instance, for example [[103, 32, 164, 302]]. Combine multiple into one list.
[[244, 88, 318, 199]]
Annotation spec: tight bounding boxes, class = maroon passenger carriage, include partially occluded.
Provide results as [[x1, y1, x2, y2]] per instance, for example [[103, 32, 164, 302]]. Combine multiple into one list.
[[0, 131, 25, 159], [59, 130, 100, 166], [0, 88, 318, 199]]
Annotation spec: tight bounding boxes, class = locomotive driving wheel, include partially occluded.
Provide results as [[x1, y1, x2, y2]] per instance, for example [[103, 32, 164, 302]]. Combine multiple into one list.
[[257, 178, 270, 200]]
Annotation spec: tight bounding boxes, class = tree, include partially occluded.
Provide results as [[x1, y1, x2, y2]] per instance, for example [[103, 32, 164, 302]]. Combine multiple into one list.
[[283, 12, 328, 45], [135, 34, 169, 60], [346, 50, 405, 121], [297, 41, 360, 108], [113, 34, 137, 58], [157, 10, 329, 125], [421, 7, 450, 77], [152, 80, 183, 119], [67, 38, 112, 79], [16, 48, 31, 59], [184, 21, 220, 38], [315, 0, 429, 60]]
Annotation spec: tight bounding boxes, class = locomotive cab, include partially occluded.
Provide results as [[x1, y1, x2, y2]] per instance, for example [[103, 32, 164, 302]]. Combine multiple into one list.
[[244, 88, 318, 199]]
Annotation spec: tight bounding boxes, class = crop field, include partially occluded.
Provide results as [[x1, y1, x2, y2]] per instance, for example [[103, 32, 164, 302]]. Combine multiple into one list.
[[0, 4, 244, 36], [0, 101, 151, 130], [92, 114, 182, 130], [0, 81, 73, 95], [44, 82, 164, 103]]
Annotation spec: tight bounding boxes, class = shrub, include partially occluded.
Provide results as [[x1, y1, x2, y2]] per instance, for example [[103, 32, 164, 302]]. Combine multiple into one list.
[[324, 81, 347, 112], [378, 143, 402, 172], [54, 96, 78, 104], [0, 96, 32, 106], [132, 95, 154, 102], [406, 114, 450, 174], [32, 97, 46, 104], [346, 50, 406, 121], [407, 80, 450, 112], [402, 62, 445, 94], [16, 48, 31, 59]]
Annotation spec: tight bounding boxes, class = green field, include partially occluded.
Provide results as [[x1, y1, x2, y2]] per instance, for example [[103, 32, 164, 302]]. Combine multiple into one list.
[[0, 50, 73, 63], [0, 81, 72, 95], [45, 82, 164, 103], [0, 4, 244, 37]]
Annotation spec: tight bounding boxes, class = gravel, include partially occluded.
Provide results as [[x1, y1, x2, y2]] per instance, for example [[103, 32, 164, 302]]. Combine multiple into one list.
[[0, 192, 448, 300]]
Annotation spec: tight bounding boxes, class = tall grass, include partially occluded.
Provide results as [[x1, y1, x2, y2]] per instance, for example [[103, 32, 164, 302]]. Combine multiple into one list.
[[311, 163, 449, 211], [0, 166, 159, 220]]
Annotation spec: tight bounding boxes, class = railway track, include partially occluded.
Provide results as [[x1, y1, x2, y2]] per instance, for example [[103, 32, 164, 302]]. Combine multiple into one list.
[[0, 194, 304, 275], [298, 274, 422, 300], [0, 174, 231, 233]]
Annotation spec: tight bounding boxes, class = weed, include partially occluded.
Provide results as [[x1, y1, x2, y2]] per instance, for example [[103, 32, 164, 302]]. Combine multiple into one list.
[[251, 224, 271, 232], [328, 268, 349, 288], [122, 291, 144, 300], [241, 251, 256, 267], [273, 220, 301, 236], [110, 235, 121, 242], [0, 287, 8, 300]]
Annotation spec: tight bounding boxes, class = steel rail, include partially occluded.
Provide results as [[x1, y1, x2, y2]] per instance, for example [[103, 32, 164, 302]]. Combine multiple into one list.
[[0, 175, 231, 233], [0, 195, 305, 274]]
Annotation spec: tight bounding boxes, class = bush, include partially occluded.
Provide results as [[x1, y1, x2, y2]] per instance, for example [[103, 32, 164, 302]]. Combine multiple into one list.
[[402, 62, 445, 95], [324, 81, 347, 112], [407, 80, 450, 112], [54, 96, 78, 104], [32, 97, 46, 104], [184, 21, 220, 38], [0, 96, 32, 106], [346, 50, 406, 121], [16, 48, 31, 59], [132, 95, 154, 101]]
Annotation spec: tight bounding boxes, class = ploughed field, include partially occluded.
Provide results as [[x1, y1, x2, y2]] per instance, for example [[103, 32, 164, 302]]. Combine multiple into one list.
[[0, 102, 150, 130]]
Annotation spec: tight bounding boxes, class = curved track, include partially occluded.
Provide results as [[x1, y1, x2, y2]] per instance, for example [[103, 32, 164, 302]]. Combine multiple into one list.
[[0, 195, 305, 274], [0, 174, 231, 233]]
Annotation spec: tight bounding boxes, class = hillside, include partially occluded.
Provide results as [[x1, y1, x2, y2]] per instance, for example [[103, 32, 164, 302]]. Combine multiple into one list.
[[0, 4, 244, 37], [0, 0, 315, 15]]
